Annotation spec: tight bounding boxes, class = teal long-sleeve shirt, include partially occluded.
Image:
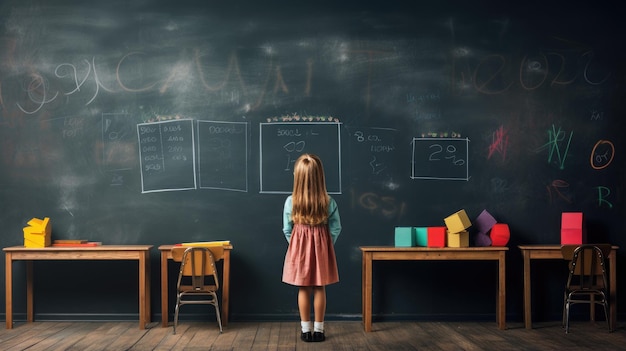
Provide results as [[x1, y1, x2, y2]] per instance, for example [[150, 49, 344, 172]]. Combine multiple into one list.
[[283, 195, 341, 244]]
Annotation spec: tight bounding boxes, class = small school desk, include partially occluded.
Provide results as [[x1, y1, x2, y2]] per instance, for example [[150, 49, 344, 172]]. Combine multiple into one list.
[[3, 245, 152, 329], [518, 244, 618, 330], [158, 244, 233, 328], [360, 246, 508, 332]]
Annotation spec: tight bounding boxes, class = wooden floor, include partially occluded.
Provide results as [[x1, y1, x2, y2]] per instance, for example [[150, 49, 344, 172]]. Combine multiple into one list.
[[0, 320, 624, 351]]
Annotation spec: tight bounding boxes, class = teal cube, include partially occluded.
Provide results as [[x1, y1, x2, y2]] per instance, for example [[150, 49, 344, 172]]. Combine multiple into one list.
[[394, 227, 416, 247], [414, 227, 428, 247]]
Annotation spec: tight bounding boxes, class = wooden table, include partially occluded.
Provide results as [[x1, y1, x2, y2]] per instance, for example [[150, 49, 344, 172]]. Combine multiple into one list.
[[360, 246, 508, 332], [4, 245, 152, 329], [518, 244, 618, 330], [158, 244, 233, 328]]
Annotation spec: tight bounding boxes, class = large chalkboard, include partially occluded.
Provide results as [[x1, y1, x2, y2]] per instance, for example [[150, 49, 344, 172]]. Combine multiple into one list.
[[0, 0, 624, 324]]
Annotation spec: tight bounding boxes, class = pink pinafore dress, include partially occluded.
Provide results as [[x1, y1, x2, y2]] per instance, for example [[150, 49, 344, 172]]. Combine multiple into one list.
[[282, 223, 339, 286]]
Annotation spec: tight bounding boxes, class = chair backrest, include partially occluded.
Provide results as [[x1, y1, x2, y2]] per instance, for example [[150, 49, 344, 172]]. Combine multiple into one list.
[[172, 246, 223, 290], [561, 244, 611, 289], [172, 245, 225, 263]]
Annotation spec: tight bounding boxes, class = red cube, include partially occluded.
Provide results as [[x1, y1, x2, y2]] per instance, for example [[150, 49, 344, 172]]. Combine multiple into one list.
[[427, 227, 446, 248]]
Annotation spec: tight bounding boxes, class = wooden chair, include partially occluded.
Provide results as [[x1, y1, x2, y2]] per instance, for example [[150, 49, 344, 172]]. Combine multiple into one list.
[[561, 244, 611, 333], [171, 246, 224, 334]]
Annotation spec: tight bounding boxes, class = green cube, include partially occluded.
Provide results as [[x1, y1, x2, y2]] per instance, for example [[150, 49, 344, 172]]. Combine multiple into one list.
[[394, 227, 416, 247], [414, 227, 428, 247]]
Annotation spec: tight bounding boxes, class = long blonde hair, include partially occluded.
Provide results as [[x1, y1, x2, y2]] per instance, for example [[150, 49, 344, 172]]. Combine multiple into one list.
[[291, 154, 329, 226]]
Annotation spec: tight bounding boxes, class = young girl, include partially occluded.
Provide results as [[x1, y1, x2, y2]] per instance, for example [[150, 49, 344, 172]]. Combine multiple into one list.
[[282, 153, 341, 343]]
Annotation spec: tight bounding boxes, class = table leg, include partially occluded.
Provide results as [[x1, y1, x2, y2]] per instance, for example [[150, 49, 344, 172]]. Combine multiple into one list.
[[497, 251, 506, 330], [522, 250, 532, 329], [26, 261, 34, 323], [138, 252, 147, 329], [5, 253, 13, 329], [222, 249, 230, 326], [147, 255, 151, 324], [145, 251, 152, 328], [361, 251, 365, 331], [362, 251, 373, 332], [161, 251, 169, 328]]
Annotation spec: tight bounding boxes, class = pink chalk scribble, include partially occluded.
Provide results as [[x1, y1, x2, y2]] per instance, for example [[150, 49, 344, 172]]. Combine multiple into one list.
[[487, 125, 509, 161]]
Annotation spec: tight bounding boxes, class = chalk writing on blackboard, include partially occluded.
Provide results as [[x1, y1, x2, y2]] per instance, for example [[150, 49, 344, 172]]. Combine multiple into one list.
[[102, 113, 134, 171], [547, 179, 572, 204], [595, 186, 613, 209], [346, 126, 397, 178], [411, 138, 469, 181], [197, 120, 248, 192], [137, 119, 196, 193], [590, 139, 614, 170], [537, 125, 572, 170], [259, 122, 342, 194]]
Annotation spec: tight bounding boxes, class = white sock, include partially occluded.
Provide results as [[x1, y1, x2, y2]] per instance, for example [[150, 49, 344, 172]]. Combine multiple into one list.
[[301, 321, 312, 333], [314, 321, 324, 333]]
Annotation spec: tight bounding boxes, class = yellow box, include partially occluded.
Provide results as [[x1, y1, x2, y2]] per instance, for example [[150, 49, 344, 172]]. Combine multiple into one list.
[[23, 217, 52, 247], [24, 232, 51, 247], [444, 210, 472, 234], [447, 230, 469, 248]]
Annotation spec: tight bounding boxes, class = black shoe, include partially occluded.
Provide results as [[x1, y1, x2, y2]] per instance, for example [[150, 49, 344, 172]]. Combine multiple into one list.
[[312, 331, 325, 342], [301, 331, 312, 342]]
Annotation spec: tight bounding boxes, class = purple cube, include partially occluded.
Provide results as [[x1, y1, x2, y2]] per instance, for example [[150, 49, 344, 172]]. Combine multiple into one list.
[[475, 209, 497, 234]]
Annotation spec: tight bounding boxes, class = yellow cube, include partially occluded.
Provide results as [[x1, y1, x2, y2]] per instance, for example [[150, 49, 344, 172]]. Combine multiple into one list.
[[444, 210, 472, 234], [447, 230, 469, 248]]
